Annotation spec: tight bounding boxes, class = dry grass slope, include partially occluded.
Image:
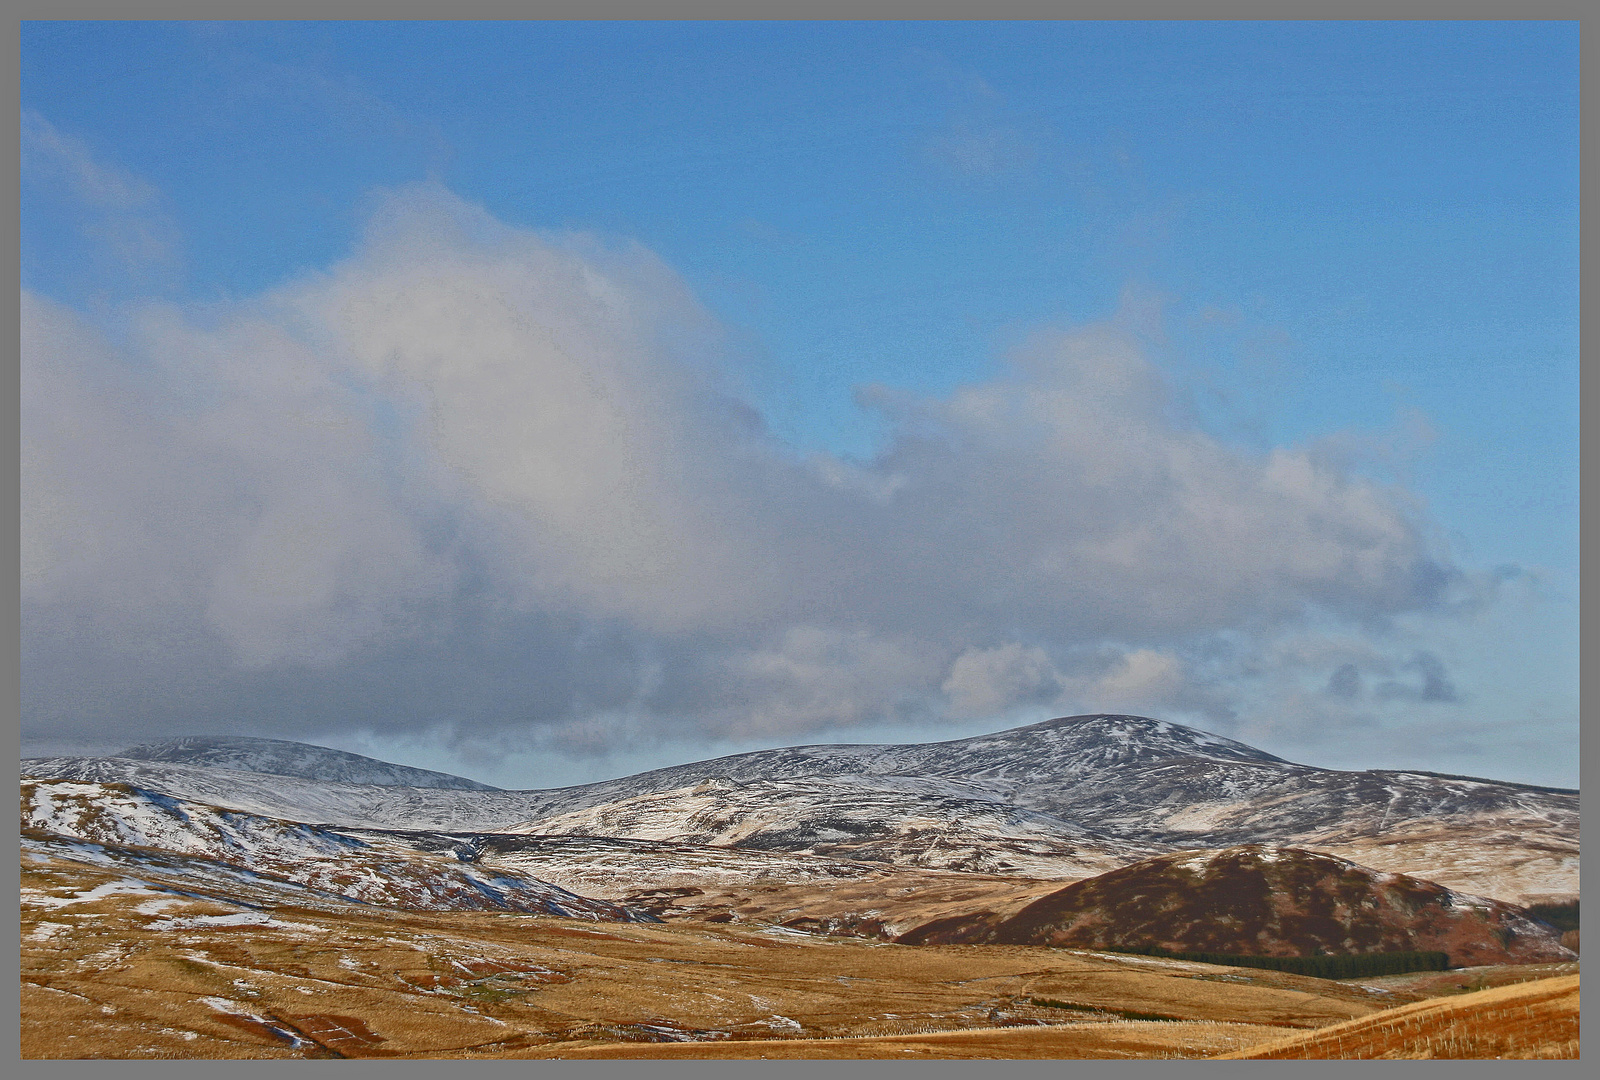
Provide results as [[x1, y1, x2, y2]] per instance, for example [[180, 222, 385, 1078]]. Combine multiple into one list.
[[516, 1021, 1290, 1059], [25, 848, 1404, 1059], [1215, 974, 1579, 1059]]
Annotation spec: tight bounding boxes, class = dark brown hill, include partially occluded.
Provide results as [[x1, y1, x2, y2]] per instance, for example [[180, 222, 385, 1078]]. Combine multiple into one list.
[[897, 846, 1574, 967]]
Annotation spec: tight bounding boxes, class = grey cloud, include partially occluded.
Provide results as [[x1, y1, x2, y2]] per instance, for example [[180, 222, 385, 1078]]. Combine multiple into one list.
[[1325, 663, 1362, 700], [942, 643, 1063, 718], [1377, 650, 1461, 704], [21, 184, 1475, 759]]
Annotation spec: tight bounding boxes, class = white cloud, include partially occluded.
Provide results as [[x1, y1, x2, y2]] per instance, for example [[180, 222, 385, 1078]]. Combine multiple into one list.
[[21, 288, 455, 668], [21, 183, 1481, 760], [911, 49, 1042, 181], [1078, 648, 1187, 706], [21, 111, 180, 275]]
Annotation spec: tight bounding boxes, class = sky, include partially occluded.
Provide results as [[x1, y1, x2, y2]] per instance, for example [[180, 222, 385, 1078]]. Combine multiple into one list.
[[19, 21, 1580, 789]]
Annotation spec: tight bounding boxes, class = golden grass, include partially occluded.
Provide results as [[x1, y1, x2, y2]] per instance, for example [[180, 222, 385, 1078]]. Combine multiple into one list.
[[23, 850, 1402, 1059], [515, 1020, 1291, 1059], [1214, 974, 1579, 1059]]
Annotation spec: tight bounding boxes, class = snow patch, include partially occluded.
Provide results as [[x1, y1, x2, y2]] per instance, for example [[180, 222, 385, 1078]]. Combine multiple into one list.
[[148, 912, 319, 932], [22, 878, 169, 909]]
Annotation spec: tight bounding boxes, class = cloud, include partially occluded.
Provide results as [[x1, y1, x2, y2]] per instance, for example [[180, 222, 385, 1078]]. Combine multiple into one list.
[[21, 111, 181, 275], [848, 322, 1459, 642], [21, 183, 1478, 760], [924, 118, 1039, 178], [1325, 662, 1363, 700], [21, 288, 457, 670], [714, 627, 947, 737], [943, 643, 1062, 718], [1078, 649, 1188, 707], [909, 50, 1043, 181], [1377, 650, 1461, 704]]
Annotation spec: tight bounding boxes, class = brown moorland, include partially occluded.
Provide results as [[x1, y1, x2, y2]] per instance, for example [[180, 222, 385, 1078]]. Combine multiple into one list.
[[1213, 974, 1579, 1059], [517, 1021, 1299, 1059], [26, 846, 1417, 1060]]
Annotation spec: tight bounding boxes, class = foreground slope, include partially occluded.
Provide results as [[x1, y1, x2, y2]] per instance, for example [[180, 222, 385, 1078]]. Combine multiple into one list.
[[24, 842, 1416, 1059], [1213, 974, 1579, 1059]]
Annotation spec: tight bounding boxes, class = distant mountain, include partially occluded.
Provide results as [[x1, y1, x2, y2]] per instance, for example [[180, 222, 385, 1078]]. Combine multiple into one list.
[[496, 713, 1294, 821], [497, 714, 1578, 901], [23, 714, 1578, 903], [115, 736, 500, 791], [896, 845, 1576, 968]]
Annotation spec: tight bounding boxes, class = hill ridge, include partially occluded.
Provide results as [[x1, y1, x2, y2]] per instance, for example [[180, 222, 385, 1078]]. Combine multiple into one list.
[[115, 735, 501, 791], [24, 712, 1578, 904]]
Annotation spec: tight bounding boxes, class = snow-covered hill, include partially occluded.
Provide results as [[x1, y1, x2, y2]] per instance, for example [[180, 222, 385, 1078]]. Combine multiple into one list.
[[21, 779, 641, 920], [116, 736, 500, 790], [22, 714, 1579, 902], [505, 775, 1163, 879], [19, 757, 536, 831]]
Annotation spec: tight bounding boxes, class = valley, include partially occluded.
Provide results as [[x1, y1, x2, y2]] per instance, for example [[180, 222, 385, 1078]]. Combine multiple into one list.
[[19, 713, 1580, 1059]]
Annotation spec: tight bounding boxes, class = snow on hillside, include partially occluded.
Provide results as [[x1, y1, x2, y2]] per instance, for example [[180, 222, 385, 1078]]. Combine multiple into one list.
[[24, 832, 396, 918], [117, 736, 500, 790], [419, 834, 901, 898], [22, 713, 1578, 903], [20, 757, 547, 831], [505, 775, 1161, 879], [21, 779, 642, 920]]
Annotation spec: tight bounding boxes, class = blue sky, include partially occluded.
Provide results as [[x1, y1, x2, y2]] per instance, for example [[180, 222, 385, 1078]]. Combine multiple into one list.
[[20, 22, 1579, 787]]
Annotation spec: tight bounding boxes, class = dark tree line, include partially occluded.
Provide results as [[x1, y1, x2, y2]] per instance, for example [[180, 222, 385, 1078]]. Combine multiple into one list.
[[1526, 900, 1578, 933]]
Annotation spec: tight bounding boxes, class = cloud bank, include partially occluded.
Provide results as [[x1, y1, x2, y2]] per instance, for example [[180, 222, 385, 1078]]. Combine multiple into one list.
[[22, 184, 1475, 768]]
